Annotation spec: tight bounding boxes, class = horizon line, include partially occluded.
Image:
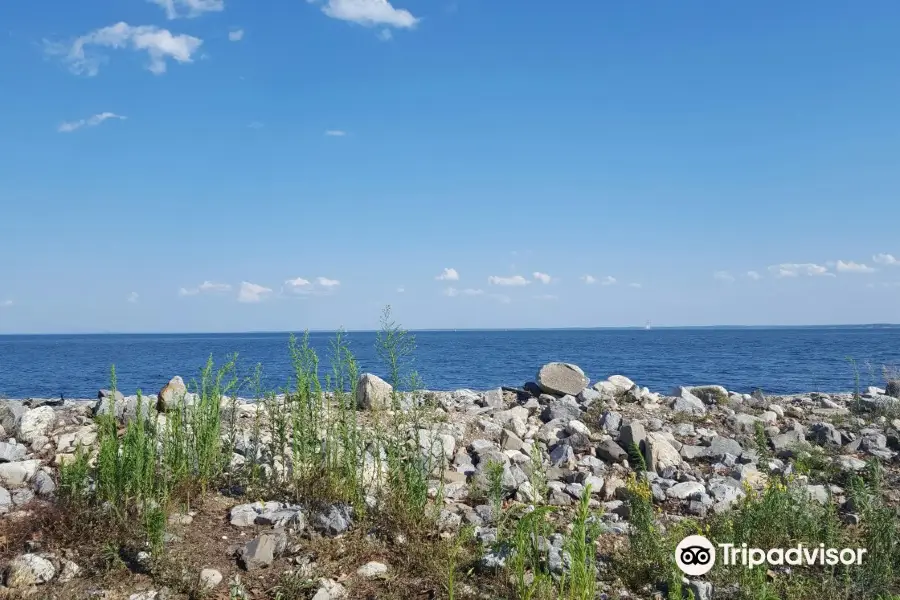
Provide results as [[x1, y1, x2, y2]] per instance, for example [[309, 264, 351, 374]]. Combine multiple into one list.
[[1, 323, 899, 336]]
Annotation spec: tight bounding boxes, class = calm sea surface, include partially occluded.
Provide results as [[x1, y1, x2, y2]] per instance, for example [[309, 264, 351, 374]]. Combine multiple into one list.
[[0, 328, 898, 399]]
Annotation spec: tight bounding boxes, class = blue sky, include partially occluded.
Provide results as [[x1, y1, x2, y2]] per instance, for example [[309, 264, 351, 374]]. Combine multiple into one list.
[[1, 0, 900, 333]]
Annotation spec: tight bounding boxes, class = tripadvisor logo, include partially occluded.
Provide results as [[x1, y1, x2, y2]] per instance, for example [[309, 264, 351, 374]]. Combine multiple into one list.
[[675, 535, 867, 575]]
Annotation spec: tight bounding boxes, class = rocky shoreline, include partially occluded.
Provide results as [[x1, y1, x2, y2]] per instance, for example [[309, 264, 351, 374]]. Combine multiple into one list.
[[0, 361, 899, 599]]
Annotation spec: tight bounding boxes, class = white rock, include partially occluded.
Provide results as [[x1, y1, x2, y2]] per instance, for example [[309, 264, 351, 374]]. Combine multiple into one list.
[[644, 433, 682, 473], [418, 429, 456, 462], [0, 460, 41, 488], [356, 561, 388, 579], [665, 481, 706, 500], [17, 407, 56, 444], [199, 568, 223, 590], [5, 553, 56, 588], [607, 375, 636, 392], [566, 420, 591, 436]]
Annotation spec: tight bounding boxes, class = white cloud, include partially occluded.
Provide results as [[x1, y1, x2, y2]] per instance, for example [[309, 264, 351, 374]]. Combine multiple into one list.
[[58, 112, 126, 133], [149, 0, 224, 19], [488, 275, 530, 286], [873, 253, 899, 266], [50, 22, 203, 76], [317, 277, 341, 288], [283, 277, 312, 294], [768, 263, 834, 278], [835, 260, 875, 274], [179, 281, 232, 296], [283, 276, 340, 296], [0, 300, 12, 308], [490, 293, 511, 304], [746, 271, 762, 280], [713, 270, 735, 283], [127, 292, 139, 303], [238, 281, 273, 303], [248, 121, 264, 129], [228, 29, 244, 41], [325, 130, 347, 137], [396, 287, 405, 293], [310, 0, 419, 29], [534, 294, 558, 300], [444, 287, 483, 297], [628, 283, 642, 289], [435, 268, 459, 281], [582, 274, 618, 285], [377, 28, 393, 41], [532, 272, 551, 284]]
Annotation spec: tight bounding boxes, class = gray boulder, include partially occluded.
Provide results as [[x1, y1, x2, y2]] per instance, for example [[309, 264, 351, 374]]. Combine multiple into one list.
[[157, 376, 188, 412], [704, 437, 744, 460], [0, 402, 26, 434], [886, 380, 900, 399], [618, 421, 646, 454], [536, 363, 589, 396], [671, 387, 706, 416], [596, 439, 628, 463], [238, 533, 279, 570], [0, 441, 26, 463], [312, 503, 353, 535], [541, 396, 583, 423], [356, 373, 393, 410]]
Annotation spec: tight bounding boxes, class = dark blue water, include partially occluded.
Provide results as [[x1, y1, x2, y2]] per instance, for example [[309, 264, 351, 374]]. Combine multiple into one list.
[[0, 328, 898, 399]]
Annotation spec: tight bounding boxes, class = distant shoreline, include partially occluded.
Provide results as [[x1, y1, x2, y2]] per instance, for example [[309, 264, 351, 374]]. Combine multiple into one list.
[[2, 323, 900, 337]]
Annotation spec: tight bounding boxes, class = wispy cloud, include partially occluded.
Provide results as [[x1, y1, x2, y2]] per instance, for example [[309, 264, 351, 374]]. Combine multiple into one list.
[[868, 281, 900, 289], [873, 253, 899, 266], [48, 22, 203, 76], [396, 286, 405, 293], [746, 271, 762, 281], [127, 292, 139, 303], [444, 287, 483, 297], [377, 29, 393, 41], [178, 281, 232, 296], [713, 270, 735, 283], [435, 268, 459, 281], [582, 274, 616, 285], [228, 29, 244, 41], [317, 277, 340, 288], [58, 112, 126, 133], [0, 300, 12, 308], [768, 263, 834, 278], [488, 275, 530, 286], [835, 260, 875, 274], [282, 276, 340, 296], [324, 130, 347, 137], [247, 121, 264, 129], [309, 0, 419, 29], [490, 293, 511, 304], [534, 294, 558, 300], [238, 281, 273, 303], [532, 272, 552, 284], [149, 0, 224, 19], [628, 283, 642, 289], [283, 277, 312, 294]]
